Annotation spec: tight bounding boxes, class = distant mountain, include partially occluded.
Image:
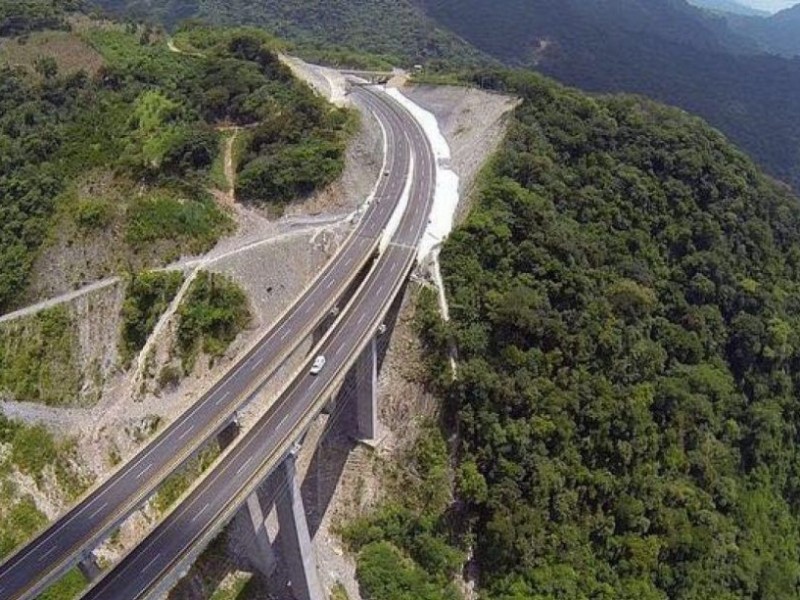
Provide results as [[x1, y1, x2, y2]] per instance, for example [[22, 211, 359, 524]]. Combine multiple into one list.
[[416, 0, 800, 189], [688, 0, 770, 16], [727, 3, 800, 56]]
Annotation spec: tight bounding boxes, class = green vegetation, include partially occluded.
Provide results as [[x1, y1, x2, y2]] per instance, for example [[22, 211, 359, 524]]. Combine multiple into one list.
[[209, 131, 235, 193], [420, 0, 800, 189], [124, 190, 228, 254], [343, 426, 463, 600], [208, 573, 256, 600], [330, 582, 350, 600], [85, 0, 800, 192], [356, 542, 459, 600], [37, 569, 86, 600], [0, 0, 82, 37], [176, 271, 251, 373], [120, 270, 183, 363], [152, 442, 220, 515], [94, 0, 492, 70], [0, 495, 45, 558], [74, 197, 113, 231], [0, 307, 81, 406], [427, 70, 800, 598], [0, 412, 89, 560], [0, 9, 349, 314]]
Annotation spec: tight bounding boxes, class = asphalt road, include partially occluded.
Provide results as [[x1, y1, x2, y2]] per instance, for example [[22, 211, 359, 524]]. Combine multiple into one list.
[[0, 85, 415, 600], [81, 83, 436, 600]]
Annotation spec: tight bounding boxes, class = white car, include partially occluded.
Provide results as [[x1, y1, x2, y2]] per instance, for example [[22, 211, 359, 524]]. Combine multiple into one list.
[[310, 355, 327, 375]]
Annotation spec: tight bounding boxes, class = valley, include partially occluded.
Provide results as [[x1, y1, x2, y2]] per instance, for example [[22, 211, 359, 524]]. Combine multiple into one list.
[[4, 1, 800, 599]]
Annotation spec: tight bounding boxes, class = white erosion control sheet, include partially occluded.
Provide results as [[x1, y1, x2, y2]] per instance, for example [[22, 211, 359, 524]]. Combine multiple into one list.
[[385, 88, 461, 262]]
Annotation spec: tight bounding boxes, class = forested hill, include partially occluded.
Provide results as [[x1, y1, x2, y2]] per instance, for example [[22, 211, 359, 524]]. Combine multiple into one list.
[[417, 0, 800, 192], [92, 0, 491, 69], [726, 4, 800, 58], [90, 0, 800, 194], [0, 0, 85, 36], [0, 11, 351, 314], [431, 70, 800, 598]]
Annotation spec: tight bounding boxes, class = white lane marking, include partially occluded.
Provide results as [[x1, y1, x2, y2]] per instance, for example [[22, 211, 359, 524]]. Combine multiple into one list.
[[214, 390, 232, 407], [236, 456, 253, 476], [357, 313, 367, 327], [280, 329, 291, 341], [325, 278, 336, 290], [37, 546, 58, 563], [142, 553, 162, 574], [248, 358, 261, 373], [277, 414, 290, 430], [344, 256, 353, 267], [136, 463, 154, 480], [178, 424, 195, 442], [191, 503, 210, 523], [88, 502, 109, 521], [377, 284, 385, 296]]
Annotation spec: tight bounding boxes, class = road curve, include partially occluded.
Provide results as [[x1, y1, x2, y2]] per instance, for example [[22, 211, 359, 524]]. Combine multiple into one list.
[[0, 86, 413, 600], [81, 83, 436, 600]]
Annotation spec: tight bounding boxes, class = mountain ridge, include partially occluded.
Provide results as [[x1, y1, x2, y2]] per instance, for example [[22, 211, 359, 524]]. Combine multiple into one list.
[[688, 0, 770, 16]]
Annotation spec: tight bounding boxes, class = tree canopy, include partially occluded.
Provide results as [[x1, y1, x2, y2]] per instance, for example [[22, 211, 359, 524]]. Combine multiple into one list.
[[435, 70, 800, 599], [0, 14, 350, 314]]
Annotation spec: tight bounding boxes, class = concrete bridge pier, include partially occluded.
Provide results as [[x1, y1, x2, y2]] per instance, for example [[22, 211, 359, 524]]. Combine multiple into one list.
[[239, 489, 278, 578], [275, 446, 324, 600], [354, 336, 378, 441], [78, 551, 102, 582]]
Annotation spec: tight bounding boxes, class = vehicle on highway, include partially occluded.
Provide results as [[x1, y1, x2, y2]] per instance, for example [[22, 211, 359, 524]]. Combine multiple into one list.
[[310, 355, 327, 375]]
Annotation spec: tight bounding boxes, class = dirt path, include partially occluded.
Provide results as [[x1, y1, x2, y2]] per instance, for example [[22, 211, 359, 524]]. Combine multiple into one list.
[[0, 277, 120, 324], [224, 130, 239, 204]]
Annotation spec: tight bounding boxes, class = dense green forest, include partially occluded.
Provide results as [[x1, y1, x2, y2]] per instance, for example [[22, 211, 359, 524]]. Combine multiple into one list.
[[0, 8, 350, 315], [417, 69, 800, 598], [419, 0, 800, 191], [0, 0, 84, 36], [89, 0, 800, 192], [92, 0, 492, 69]]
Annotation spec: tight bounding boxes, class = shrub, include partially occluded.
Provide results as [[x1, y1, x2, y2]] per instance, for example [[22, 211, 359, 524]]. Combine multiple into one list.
[[176, 272, 251, 372], [120, 270, 184, 364]]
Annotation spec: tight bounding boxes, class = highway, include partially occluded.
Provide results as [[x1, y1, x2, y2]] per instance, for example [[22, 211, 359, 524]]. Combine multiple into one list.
[[81, 83, 436, 600], [0, 85, 416, 600]]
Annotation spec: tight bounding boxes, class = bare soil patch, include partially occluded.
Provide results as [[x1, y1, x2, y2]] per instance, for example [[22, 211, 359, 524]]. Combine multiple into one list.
[[0, 30, 105, 76]]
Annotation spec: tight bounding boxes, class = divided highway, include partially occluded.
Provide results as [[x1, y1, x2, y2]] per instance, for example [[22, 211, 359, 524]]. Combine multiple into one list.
[[0, 85, 415, 600], [81, 83, 436, 600]]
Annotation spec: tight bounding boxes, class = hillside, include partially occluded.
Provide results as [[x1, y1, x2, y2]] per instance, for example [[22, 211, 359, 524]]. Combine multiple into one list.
[[687, 0, 770, 16], [92, 0, 492, 69], [0, 8, 352, 314], [726, 4, 800, 57], [92, 0, 800, 191], [0, 0, 85, 36], [407, 69, 800, 598], [416, 0, 800, 191]]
